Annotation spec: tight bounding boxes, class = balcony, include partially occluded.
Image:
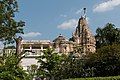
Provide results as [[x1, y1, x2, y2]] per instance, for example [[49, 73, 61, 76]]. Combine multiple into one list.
[[0, 49, 44, 58]]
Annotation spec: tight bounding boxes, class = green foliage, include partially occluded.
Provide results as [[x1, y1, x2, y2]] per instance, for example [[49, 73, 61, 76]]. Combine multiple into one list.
[[85, 44, 120, 77], [36, 48, 93, 79], [57, 53, 86, 79], [37, 48, 64, 79], [27, 64, 38, 80], [95, 23, 120, 48], [0, 52, 30, 80], [0, 0, 25, 44]]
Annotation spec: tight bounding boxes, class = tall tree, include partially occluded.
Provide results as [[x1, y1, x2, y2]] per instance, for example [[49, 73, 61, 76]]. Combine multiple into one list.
[[0, 0, 25, 45], [0, 0, 29, 79], [37, 48, 63, 80], [95, 23, 120, 48]]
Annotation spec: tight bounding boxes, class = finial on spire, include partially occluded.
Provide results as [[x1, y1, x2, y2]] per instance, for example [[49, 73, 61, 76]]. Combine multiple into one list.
[[83, 8, 86, 18]]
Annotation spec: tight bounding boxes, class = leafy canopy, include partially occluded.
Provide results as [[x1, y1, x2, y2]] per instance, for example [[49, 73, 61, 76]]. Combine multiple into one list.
[[95, 23, 120, 48], [0, 0, 25, 45]]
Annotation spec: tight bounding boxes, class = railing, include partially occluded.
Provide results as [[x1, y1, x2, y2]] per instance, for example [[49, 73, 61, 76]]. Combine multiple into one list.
[[22, 40, 51, 44], [24, 49, 43, 57]]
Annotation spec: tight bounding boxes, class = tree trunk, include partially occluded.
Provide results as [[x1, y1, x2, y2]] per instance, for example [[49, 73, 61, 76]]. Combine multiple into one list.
[[15, 36, 22, 55]]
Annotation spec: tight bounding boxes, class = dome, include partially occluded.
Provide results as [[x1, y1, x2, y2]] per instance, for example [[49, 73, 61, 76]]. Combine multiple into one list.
[[53, 34, 67, 42]]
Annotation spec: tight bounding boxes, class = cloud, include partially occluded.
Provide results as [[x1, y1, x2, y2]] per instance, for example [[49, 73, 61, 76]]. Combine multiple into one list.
[[93, 0, 120, 12], [57, 19, 78, 30], [22, 32, 41, 38]]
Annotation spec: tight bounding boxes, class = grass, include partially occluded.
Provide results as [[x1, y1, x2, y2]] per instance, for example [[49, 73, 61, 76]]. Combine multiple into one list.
[[66, 76, 120, 80]]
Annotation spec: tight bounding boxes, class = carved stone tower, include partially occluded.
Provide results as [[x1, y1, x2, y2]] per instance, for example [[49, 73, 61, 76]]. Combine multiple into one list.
[[72, 8, 96, 53]]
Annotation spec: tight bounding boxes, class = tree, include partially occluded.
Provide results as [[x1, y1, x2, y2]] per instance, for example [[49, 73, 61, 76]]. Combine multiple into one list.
[[95, 23, 120, 48], [37, 48, 63, 80], [27, 64, 38, 80], [0, 0, 25, 45], [36, 48, 93, 79], [0, 53, 30, 80], [58, 52, 86, 79], [0, 0, 30, 80], [85, 44, 120, 77]]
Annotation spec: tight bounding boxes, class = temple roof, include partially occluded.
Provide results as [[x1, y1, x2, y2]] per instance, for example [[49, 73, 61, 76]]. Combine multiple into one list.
[[53, 34, 68, 42]]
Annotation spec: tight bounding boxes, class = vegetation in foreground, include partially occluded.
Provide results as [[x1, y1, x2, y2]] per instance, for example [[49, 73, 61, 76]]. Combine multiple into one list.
[[0, 53, 30, 80]]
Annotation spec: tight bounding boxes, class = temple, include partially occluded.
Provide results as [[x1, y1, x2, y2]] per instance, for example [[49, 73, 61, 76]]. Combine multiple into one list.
[[72, 16, 96, 53]]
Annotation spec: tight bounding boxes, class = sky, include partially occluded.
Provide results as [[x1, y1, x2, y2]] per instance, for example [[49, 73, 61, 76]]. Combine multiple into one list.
[[14, 0, 120, 41]]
